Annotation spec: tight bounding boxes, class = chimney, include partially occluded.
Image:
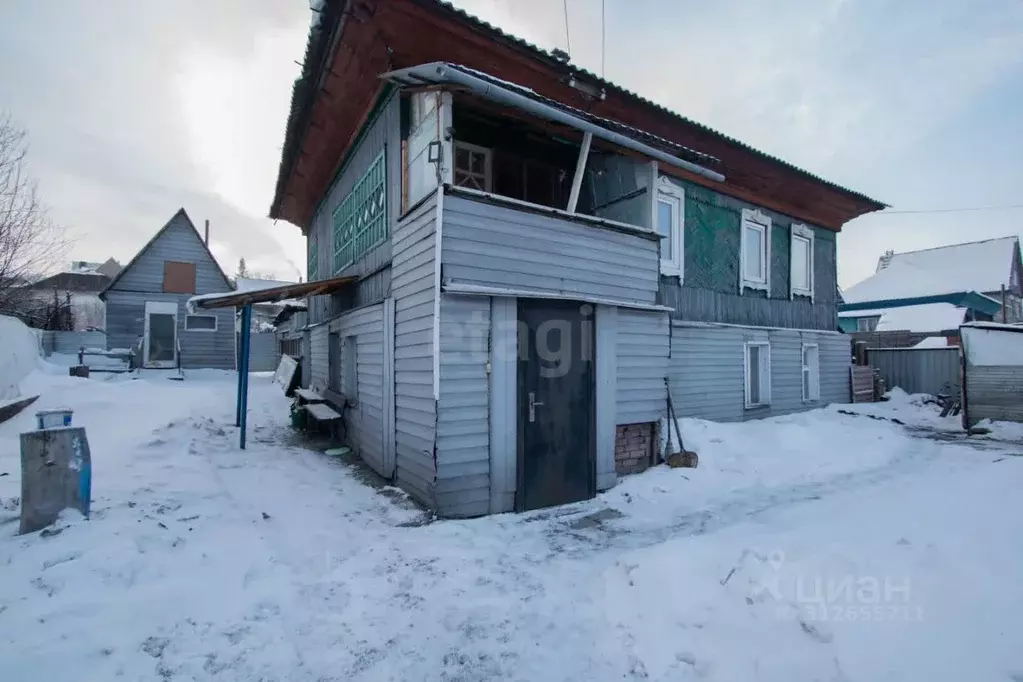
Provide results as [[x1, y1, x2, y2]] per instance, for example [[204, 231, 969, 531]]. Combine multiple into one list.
[[204, 219, 210, 246], [877, 249, 894, 271]]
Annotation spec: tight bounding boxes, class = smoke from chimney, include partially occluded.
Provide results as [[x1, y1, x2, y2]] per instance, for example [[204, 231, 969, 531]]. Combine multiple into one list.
[[204, 219, 210, 246]]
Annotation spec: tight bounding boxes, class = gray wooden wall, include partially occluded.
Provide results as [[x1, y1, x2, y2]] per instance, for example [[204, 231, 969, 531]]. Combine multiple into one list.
[[104, 210, 234, 370], [306, 90, 400, 324], [669, 322, 851, 422], [442, 192, 660, 305], [391, 195, 437, 507]]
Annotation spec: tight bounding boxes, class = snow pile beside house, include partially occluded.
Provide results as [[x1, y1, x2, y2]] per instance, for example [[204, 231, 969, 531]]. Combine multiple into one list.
[[0, 315, 42, 400]]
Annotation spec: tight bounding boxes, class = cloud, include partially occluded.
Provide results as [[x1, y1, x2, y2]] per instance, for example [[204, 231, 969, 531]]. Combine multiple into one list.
[[0, 0, 309, 280]]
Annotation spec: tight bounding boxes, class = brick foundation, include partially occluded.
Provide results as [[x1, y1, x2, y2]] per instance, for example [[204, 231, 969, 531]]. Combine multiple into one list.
[[615, 422, 657, 476]]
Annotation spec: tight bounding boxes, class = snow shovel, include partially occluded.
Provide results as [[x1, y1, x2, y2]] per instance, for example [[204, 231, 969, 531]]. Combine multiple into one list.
[[665, 383, 698, 469]]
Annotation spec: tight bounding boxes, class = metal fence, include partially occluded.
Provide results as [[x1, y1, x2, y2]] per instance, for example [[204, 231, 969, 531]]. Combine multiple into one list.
[[867, 347, 960, 396], [244, 332, 281, 373], [38, 330, 108, 356]]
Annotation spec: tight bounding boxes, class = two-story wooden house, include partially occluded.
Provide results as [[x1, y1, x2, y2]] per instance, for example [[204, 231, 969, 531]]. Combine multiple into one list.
[[269, 0, 884, 516]]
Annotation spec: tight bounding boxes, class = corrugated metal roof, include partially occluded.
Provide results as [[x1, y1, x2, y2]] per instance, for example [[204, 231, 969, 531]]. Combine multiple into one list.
[[270, 0, 885, 220], [428, 0, 883, 208]]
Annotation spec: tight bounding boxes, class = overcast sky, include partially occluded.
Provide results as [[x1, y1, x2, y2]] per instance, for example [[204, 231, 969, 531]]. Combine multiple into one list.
[[2, 0, 1021, 287]]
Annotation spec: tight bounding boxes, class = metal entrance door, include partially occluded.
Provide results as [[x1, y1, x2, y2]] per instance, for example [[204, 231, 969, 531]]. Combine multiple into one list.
[[144, 301, 178, 368], [517, 299, 595, 511]]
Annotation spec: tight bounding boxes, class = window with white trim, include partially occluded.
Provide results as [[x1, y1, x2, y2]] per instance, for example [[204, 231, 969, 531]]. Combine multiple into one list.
[[801, 343, 820, 402], [185, 314, 217, 332], [453, 142, 492, 191], [744, 341, 771, 408], [790, 223, 814, 299], [656, 176, 684, 277], [856, 317, 878, 332], [740, 208, 771, 293]]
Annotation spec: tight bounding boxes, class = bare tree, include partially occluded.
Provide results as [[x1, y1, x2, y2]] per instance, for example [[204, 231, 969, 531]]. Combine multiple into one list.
[[0, 114, 67, 318]]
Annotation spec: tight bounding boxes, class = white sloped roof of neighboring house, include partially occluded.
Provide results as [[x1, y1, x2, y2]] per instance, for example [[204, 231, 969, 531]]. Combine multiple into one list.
[[839, 302, 967, 332], [234, 277, 296, 293]]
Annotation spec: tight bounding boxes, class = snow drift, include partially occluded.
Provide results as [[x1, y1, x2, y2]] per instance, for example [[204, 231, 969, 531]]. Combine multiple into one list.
[[0, 314, 41, 400]]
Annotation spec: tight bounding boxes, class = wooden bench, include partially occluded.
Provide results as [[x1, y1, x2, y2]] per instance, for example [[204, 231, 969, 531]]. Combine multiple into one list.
[[294, 388, 325, 405], [303, 402, 342, 429]]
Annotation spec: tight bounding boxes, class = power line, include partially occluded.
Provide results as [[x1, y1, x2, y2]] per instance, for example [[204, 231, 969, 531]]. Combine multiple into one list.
[[882, 204, 1023, 216], [563, 0, 571, 56]]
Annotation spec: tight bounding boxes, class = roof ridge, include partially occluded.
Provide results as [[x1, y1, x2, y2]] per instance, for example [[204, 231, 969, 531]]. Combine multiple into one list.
[[892, 234, 1019, 258]]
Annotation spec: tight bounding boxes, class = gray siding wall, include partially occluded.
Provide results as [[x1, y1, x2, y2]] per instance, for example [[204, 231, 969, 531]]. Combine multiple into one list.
[[391, 194, 438, 507], [329, 303, 386, 476], [435, 294, 491, 517], [104, 291, 235, 370], [308, 323, 329, 390], [306, 90, 401, 324], [442, 193, 660, 305], [868, 348, 960, 396], [110, 212, 230, 296], [964, 366, 1023, 428], [669, 322, 850, 422], [616, 309, 670, 425]]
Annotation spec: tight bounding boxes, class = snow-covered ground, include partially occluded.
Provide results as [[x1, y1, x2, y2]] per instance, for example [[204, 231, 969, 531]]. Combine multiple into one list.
[[1, 365, 1022, 681]]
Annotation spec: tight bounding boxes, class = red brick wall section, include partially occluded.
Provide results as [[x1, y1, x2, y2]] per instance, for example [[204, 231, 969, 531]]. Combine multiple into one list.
[[615, 423, 657, 476]]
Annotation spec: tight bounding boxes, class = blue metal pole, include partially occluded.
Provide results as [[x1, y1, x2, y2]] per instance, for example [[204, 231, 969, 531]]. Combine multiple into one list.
[[239, 304, 252, 449], [235, 319, 243, 427]]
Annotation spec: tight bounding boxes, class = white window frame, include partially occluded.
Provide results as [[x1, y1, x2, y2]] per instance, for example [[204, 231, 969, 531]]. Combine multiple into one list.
[[801, 343, 820, 402], [655, 176, 685, 278], [452, 141, 492, 192], [740, 208, 771, 294], [744, 341, 772, 409], [184, 314, 217, 332], [790, 223, 814, 300], [856, 317, 877, 332]]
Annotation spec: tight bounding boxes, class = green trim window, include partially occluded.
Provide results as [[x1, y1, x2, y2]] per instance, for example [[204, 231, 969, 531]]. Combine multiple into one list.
[[308, 238, 318, 281], [333, 151, 386, 274]]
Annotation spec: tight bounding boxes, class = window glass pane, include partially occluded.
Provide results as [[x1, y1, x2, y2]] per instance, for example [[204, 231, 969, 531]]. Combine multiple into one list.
[[749, 347, 760, 404], [186, 315, 216, 331], [470, 151, 485, 174], [745, 226, 763, 280], [793, 236, 809, 289], [803, 368, 811, 399], [456, 146, 469, 169], [657, 200, 673, 251]]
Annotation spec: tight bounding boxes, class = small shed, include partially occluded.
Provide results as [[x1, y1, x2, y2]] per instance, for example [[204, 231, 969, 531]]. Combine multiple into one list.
[[960, 322, 1023, 428], [100, 209, 235, 369]]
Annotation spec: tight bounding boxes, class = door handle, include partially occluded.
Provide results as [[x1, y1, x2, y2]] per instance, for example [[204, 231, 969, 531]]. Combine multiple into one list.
[[528, 391, 544, 423]]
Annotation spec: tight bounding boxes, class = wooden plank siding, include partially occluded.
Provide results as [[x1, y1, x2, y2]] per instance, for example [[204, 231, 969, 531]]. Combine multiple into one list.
[[305, 90, 401, 324], [435, 294, 491, 517], [104, 211, 234, 370], [328, 302, 387, 477], [615, 309, 670, 425], [441, 194, 660, 306], [659, 177, 839, 330], [668, 322, 851, 422], [391, 194, 438, 507]]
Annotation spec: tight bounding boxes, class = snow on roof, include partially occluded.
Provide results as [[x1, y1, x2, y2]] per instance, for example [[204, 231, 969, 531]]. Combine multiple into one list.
[[913, 336, 956, 350], [872, 303, 967, 333], [234, 277, 297, 293], [846, 236, 1018, 304]]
